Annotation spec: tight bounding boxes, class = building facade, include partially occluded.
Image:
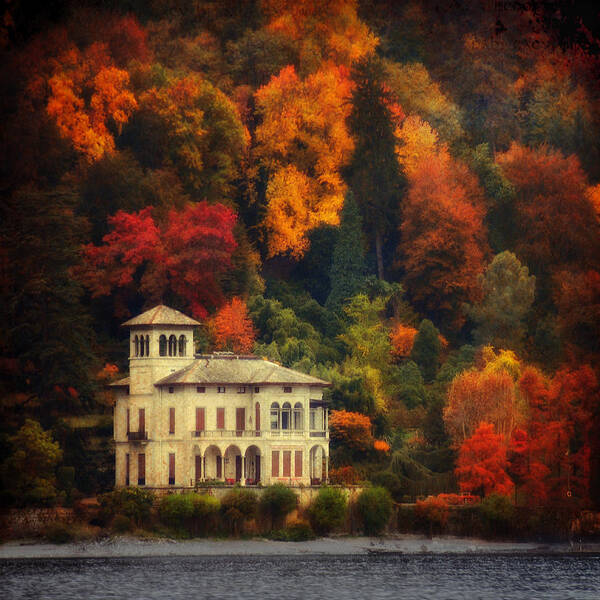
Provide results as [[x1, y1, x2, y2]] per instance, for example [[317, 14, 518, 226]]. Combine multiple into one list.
[[112, 305, 330, 490]]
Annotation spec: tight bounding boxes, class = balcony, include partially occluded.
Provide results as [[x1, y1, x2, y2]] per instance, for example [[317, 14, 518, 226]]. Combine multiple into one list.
[[127, 431, 148, 441], [191, 430, 262, 438], [190, 429, 328, 440]]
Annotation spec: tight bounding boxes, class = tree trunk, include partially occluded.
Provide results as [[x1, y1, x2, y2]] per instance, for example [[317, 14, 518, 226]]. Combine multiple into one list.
[[375, 230, 384, 280]]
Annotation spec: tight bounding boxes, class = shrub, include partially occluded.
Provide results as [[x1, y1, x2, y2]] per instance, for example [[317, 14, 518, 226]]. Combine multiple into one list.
[[478, 494, 515, 537], [99, 487, 155, 527], [270, 521, 316, 542], [259, 484, 298, 530], [221, 488, 257, 535], [415, 495, 449, 536], [112, 514, 133, 533], [308, 486, 347, 535], [44, 522, 74, 544], [356, 487, 393, 535], [191, 494, 220, 536], [159, 494, 195, 531]]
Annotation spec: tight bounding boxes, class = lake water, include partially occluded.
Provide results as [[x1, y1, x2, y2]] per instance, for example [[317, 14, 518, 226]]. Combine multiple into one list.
[[1, 554, 599, 599]]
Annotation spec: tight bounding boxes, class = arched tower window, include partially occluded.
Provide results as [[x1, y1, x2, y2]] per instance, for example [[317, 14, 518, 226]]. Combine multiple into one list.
[[134, 335, 139, 357], [140, 335, 145, 357], [281, 402, 291, 430], [293, 402, 303, 430], [145, 335, 150, 356], [178, 335, 186, 356], [159, 335, 167, 356], [270, 402, 279, 430], [168, 335, 177, 356]]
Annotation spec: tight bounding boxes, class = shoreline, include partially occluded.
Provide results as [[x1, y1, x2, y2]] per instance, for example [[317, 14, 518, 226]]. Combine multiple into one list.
[[2, 534, 599, 559]]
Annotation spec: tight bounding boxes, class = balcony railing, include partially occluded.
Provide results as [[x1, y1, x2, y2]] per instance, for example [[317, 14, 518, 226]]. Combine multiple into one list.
[[190, 429, 328, 439], [127, 431, 148, 441]]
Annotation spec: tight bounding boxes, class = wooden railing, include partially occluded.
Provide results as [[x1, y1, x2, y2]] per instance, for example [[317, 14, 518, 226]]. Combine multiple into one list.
[[127, 431, 148, 441]]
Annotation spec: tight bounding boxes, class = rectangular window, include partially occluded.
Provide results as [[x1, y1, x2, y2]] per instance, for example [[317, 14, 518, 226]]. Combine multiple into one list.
[[195, 455, 202, 482], [126, 408, 130, 434], [236, 407, 245, 436], [216, 407, 225, 430], [237, 386, 246, 393], [125, 453, 130, 486], [168, 453, 175, 485], [217, 386, 226, 393], [295, 450, 303, 477], [138, 408, 145, 433], [283, 386, 292, 393], [138, 453, 145, 486], [169, 407, 175, 434], [168, 386, 174, 394], [196, 407, 205, 433], [254, 387, 260, 393], [196, 386, 205, 393], [283, 451, 291, 477], [271, 451, 279, 477]]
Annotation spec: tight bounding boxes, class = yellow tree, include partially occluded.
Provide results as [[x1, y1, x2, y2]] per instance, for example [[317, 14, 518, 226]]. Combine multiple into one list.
[[255, 63, 355, 257]]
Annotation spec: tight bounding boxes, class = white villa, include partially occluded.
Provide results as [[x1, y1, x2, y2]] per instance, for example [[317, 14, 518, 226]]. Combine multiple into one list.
[[111, 305, 330, 490]]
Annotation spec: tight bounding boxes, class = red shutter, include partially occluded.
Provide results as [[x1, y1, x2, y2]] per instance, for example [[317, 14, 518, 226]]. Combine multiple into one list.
[[195, 455, 202, 482], [169, 407, 175, 434], [196, 407, 205, 432], [283, 451, 291, 477], [295, 450, 302, 477], [255, 403, 260, 432], [236, 407, 245, 435], [138, 408, 145, 433], [138, 453, 145, 485], [217, 407, 225, 430], [125, 453, 130, 486], [169, 453, 175, 485], [272, 451, 279, 477]]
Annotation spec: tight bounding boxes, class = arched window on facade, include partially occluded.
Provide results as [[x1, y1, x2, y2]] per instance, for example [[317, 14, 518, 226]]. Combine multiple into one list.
[[281, 402, 291, 430], [168, 335, 177, 356], [145, 335, 150, 356], [159, 335, 167, 356], [293, 402, 303, 430], [255, 402, 261, 432], [270, 402, 279, 430], [178, 335, 186, 356], [139, 335, 145, 357], [134, 335, 139, 357]]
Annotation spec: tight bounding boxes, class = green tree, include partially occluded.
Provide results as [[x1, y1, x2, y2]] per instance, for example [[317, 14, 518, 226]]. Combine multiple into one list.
[[326, 192, 366, 312], [466, 251, 535, 350], [410, 319, 441, 383], [346, 55, 404, 279], [1, 419, 63, 506]]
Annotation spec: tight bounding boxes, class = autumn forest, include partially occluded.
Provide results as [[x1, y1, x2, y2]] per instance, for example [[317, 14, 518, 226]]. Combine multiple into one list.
[[1, 0, 600, 516]]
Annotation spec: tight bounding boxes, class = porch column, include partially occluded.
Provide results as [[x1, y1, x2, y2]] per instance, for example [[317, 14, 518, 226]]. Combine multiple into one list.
[[241, 455, 246, 486], [325, 453, 329, 483]]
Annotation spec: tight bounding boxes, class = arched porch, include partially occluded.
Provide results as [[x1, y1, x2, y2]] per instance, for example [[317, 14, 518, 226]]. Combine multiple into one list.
[[309, 444, 328, 485], [244, 445, 261, 485]]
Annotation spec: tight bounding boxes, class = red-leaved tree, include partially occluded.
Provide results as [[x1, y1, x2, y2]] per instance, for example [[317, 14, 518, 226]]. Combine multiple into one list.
[[209, 297, 256, 353], [455, 422, 514, 497], [80, 202, 237, 318]]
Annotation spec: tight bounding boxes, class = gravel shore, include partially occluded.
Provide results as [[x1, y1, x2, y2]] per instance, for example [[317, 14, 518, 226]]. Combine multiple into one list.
[[1, 535, 597, 559]]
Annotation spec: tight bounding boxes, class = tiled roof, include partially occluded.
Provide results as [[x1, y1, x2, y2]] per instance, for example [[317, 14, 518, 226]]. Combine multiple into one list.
[[109, 376, 130, 387], [155, 354, 330, 387], [121, 305, 201, 327]]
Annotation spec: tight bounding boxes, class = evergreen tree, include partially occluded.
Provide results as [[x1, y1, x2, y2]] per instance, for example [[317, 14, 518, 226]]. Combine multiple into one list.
[[410, 319, 441, 382], [326, 192, 366, 312], [346, 55, 404, 279], [0, 186, 98, 415]]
